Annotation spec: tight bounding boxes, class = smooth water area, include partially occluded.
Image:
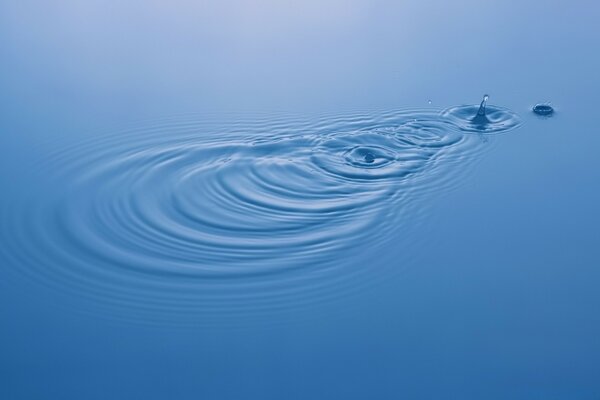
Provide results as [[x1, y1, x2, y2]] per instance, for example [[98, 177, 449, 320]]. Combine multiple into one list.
[[1, 1, 600, 399]]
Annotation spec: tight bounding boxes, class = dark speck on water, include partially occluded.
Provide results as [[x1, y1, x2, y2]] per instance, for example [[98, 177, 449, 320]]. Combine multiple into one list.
[[533, 103, 554, 116]]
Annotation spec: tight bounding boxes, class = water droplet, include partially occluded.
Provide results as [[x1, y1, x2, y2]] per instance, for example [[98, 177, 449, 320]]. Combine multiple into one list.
[[442, 96, 522, 135], [364, 152, 375, 163], [428, 99, 432, 105], [533, 103, 554, 116], [477, 94, 489, 116]]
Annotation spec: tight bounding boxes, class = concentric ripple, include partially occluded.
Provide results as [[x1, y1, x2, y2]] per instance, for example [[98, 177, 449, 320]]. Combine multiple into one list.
[[345, 145, 395, 168], [442, 104, 522, 134], [0, 107, 521, 325]]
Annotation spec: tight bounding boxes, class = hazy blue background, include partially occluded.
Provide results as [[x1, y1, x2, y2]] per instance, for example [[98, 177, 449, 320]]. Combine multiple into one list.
[[1, 1, 600, 399]]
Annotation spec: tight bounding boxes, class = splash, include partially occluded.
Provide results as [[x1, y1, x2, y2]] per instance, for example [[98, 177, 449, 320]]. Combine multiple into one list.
[[477, 94, 489, 117], [442, 95, 522, 134]]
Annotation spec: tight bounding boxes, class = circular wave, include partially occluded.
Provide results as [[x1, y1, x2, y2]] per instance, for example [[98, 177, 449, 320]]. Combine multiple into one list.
[[442, 104, 522, 134], [0, 108, 519, 325]]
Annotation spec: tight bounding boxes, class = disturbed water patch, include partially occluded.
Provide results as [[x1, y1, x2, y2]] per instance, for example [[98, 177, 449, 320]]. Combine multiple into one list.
[[345, 145, 394, 168], [442, 95, 522, 134], [0, 106, 521, 324]]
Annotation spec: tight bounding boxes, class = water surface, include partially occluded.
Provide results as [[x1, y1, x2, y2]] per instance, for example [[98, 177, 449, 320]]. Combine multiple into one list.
[[1, 0, 600, 399]]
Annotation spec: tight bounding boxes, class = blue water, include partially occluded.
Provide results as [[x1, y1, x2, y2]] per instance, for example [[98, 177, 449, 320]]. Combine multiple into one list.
[[2, 1, 600, 399]]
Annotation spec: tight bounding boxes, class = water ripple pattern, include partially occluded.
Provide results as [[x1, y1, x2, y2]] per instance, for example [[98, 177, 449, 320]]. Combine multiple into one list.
[[0, 107, 520, 325], [442, 104, 522, 134]]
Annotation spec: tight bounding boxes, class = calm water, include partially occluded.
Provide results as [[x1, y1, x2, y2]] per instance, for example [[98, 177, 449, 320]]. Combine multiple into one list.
[[1, 1, 600, 399]]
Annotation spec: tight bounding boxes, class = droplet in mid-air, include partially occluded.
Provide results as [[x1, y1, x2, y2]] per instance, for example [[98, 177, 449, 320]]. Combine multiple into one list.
[[533, 103, 554, 116]]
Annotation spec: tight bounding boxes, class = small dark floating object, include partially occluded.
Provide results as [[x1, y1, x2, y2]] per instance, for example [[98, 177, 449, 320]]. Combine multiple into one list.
[[533, 104, 554, 116], [364, 152, 375, 163]]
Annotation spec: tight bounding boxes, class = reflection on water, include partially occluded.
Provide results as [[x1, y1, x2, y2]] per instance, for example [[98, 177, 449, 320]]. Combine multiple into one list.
[[0, 106, 521, 325]]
